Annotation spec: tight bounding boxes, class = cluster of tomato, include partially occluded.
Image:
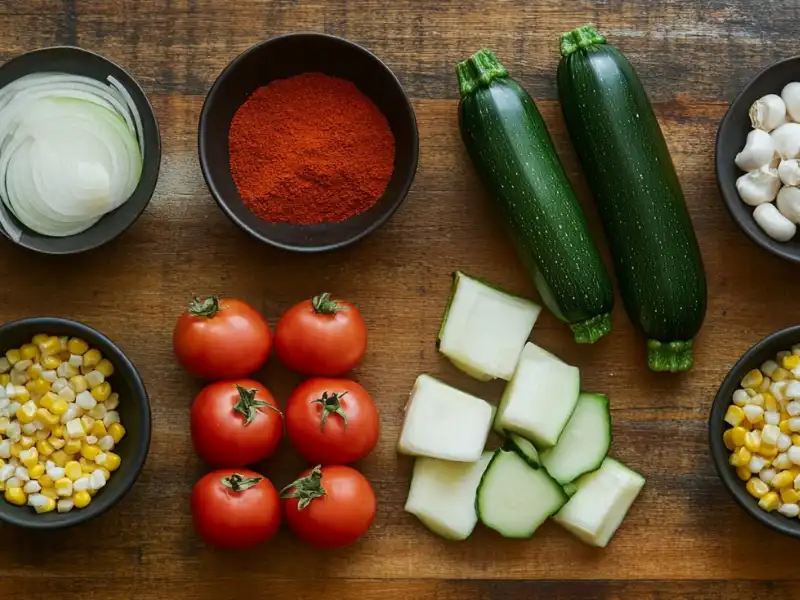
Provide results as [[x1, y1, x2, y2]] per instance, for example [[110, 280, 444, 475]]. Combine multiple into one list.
[[171, 293, 379, 550]]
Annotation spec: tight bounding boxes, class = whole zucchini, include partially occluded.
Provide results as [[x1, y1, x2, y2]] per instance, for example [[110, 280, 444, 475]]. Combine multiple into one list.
[[456, 49, 614, 344], [557, 25, 707, 372]]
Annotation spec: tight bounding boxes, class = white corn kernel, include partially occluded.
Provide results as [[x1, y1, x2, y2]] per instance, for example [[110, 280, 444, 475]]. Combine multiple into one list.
[[778, 433, 793, 451], [788, 446, 800, 466], [28, 494, 48, 508], [57, 498, 74, 513], [68, 354, 83, 368], [65, 418, 85, 439], [89, 469, 106, 490], [12, 359, 32, 372], [771, 381, 788, 401], [88, 403, 107, 420], [60, 404, 79, 424], [51, 378, 68, 393], [46, 466, 65, 480], [103, 411, 120, 427], [98, 435, 114, 452], [0, 464, 14, 481], [0, 357, 10, 374], [789, 418, 800, 432], [22, 480, 40, 494], [4, 383, 14, 398], [14, 466, 29, 481], [747, 394, 765, 407], [5, 421, 20, 441], [744, 405, 765, 422], [80, 415, 94, 431], [85, 370, 104, 389], [779, 503, 800, 518], [763, 424, 781, 445], [733, 389, 750, 406], [85, 435, 98, 445], [95, 452, 107, 466], [788, 382, 800, 400], [58, 386, 76, 403], [104, 394, 119, 411], [5, 476, 21, 488], [766, 411, 781, 426], [21, 422, 36, 436], [73, 476, 90, 492], [10, 371, 27, 386], [775, 452, 793, 470], [788, 401, 800, 416], [763, 360, 780, 376], [749, 455, 767, 473], [75, 391, 96, 411], [0, 440, 10, 459], [56, 480, 72, 497], [41, 370, 57, 383]]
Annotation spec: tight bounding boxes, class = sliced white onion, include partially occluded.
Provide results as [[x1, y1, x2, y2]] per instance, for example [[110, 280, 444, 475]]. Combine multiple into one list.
[[0, 72, 144, 240]]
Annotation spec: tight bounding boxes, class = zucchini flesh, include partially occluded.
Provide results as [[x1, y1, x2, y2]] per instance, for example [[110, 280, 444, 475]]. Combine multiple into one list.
[[503, 431, 541, 468], [540, 393, 611, 484], [553, 457, 645, 547], [438, 271, 541, 381], [404, 452, 493, 540], [456, 49, 614, 344], [557, 25, 706, 372], [477, 449, 567, 538]]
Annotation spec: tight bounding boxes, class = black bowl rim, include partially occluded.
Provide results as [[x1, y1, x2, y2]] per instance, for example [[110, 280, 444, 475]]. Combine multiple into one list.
[[709, 324, 800, 538], [715, 54, 800, 265], [197, 31, 420, 253], [0, 45, 162, 256], [0, 317, 151, 529]]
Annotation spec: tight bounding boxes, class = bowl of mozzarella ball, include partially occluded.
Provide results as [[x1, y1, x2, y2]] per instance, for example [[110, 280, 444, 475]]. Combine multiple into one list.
[[717, 56, 800, 263]]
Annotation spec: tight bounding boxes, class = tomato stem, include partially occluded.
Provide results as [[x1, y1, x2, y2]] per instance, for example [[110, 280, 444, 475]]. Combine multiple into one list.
[[311, 293, 347, 315], [233, 385, 282, 426], [311, 391, 348, 431], [222, 473, 263, 492], [189, 295, 222, 318], [280, 465, 326, 510]]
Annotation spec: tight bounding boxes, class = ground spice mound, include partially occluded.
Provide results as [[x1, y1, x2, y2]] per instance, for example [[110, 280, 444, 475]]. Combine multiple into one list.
[[228, 72, 396, 225]]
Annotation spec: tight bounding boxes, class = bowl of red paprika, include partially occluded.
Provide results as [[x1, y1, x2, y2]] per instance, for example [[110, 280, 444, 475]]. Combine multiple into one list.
[[198, 33, 419, 252]]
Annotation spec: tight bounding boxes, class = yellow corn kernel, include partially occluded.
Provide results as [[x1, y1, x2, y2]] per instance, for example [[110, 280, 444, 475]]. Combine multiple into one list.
[[28, 378, 50, 396], [41, 487, 57, 499], [51, 425, 64, 438], [35, 408, 59, 428], [730, 447, 752, 467], [747, 477, 770, 498], [28, 464, 45, 479], [38, 474, 53, 488], [740, 419, 754, 431], [91, 382, 111, 402], [725, 405, 746, 427], [0, 481, 5, 492], [4, 487, 25, 506], [21, 448, 38, 469], [19, 436, 34, 449], [73, 490, 91, 508], [34, 496, 56, 514], [35, 439, 54, 457], [49, 399, 67, 416], [742, 369, 765, 388], [108, 423, 125, 443], [9, 443, 21, 458], [69, 375, 88, 393], [764, 393, 779, 412], [773, 470, 795, 488], [82, 349, 101, 369], [38, 336, 60, 357], [90, 421, 107, 438], [64, 461, 82, 481], [25, 363, 42, 380], [4, 348, 20, 365], [723, 429, 736, 450], [41, 355, 61, 370], [79, 444, 100, 461], [781, 488, 800, 504], [31, 334, 49, 345], [67, 338, 89, 356], [38, 392, 55, 410], [63, 439, 81, 455], [59, 350, 70, 362], [54, 477, 72, 495], [783, 355, 800, 370], [759, 491, 781, 511], [15, 403, 36, 424], [19, 343, 38, 361], [48, 436, 65, 450], [781, 420, 791, 434], [103, 452, 121, 471], [95, 359, 114, 378], [730, 426, 747, 447], [774, 368, 791, 382], [51, 450, 69, 467], [0, 375, 9, 387], [744, 431, 762, 453]]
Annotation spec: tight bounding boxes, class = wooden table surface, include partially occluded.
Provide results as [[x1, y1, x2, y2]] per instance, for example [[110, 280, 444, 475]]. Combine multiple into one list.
[[2, 0, 799, 598]]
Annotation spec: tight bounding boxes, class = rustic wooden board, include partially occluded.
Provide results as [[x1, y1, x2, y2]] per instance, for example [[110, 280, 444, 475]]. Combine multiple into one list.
[[1, 0, 799, 598]]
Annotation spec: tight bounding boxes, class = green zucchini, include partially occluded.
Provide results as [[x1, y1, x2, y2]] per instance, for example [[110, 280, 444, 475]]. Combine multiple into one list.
[[456, 49, 614, 344], [557, 25, 707, 372]]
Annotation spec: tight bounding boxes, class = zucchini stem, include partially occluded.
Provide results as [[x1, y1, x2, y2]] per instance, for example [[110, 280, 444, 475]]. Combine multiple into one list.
[[456, 49, 509, 97], [559, 24, 606, 58], [569, 313, 612, 344], [647, 339, 694, 373]]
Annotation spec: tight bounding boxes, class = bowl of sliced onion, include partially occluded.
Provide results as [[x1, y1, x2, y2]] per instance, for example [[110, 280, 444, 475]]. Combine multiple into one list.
[[0, 46, 161, 254]]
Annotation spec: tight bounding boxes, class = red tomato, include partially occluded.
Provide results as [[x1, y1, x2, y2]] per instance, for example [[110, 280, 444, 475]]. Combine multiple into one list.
[[191, 469, 281, 549], [282, 465, 376, 548], [191, 379, 283, 467], [274, 293, 367, 376], [285, 378, 379, 465], [173, 296, 271, 380]]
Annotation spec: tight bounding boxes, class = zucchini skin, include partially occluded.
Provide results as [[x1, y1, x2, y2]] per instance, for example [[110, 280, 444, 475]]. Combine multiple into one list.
[[456, 50, 614, 344], [557, 26, 707, 372]]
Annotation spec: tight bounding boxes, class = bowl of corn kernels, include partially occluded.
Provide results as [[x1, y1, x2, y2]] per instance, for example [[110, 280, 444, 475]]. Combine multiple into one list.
[[0, 317, 150, 529], [711, 324, 800, 538]]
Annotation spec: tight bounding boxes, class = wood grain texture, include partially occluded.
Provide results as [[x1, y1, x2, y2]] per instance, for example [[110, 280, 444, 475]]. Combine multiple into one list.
[[0, 0, 798, 598]]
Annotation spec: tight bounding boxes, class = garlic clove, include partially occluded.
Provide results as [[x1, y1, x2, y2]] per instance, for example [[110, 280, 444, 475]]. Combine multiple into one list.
[[736, 166, 781, 206], [750, 94, 787, 131], [771, 122, 800, 160], [754, 202, 797, 242], [778, 159, 800, 185], [777, 186, 800, 223], [735, 129, 776, 171], [782, 82, 800, 122]]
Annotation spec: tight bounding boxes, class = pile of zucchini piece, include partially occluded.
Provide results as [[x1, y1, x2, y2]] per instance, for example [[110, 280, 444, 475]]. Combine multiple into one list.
[[398, 272, 645, 547]]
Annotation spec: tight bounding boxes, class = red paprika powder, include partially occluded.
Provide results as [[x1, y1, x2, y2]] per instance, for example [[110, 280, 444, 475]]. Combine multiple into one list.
[[228, 72, 396, 225]]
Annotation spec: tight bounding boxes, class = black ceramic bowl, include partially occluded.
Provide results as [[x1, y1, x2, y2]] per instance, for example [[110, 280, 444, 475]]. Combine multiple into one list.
[[198, 32, 419, 252], [0, 46, 161, 255], [710, 325, 800, 538], [716, 56, 800, 263], [0, 317, 150, 529]]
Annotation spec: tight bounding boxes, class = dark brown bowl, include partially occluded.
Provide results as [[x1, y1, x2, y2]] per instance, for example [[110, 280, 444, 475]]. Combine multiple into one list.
[[198, 32, 419, 252], [710, 325, 800, 538], [716, 56, 800, 263]]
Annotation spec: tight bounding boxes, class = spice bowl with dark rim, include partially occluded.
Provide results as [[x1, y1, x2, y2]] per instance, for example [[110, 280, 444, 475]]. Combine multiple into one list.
[[0, 46, 161, 255], [198, 32, 420, 253]]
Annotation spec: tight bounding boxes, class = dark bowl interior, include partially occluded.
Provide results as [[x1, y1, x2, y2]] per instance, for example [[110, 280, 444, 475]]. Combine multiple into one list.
[[0, 46, 161, 255], [0, 318, 150, 529], [716, 55, 800, 263], [710, 325, 800, 538], [198, 32, 419, 252]]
